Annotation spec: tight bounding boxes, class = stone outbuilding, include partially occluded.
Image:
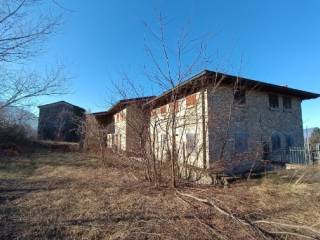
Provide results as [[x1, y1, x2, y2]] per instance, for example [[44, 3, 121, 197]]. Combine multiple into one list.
[[38, 101, 85, 142], [92, 96, 155, 154]]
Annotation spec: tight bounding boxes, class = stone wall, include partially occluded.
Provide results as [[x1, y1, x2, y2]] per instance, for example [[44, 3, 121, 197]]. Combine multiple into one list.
[[113, 108, 127, 151], [207, 84, 304, 172], [150, 90, 209, 169], [38, 103, 85, 142]]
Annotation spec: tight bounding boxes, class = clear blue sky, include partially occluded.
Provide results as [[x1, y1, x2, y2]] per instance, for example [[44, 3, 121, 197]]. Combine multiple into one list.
[[35, 0, 320, 128]]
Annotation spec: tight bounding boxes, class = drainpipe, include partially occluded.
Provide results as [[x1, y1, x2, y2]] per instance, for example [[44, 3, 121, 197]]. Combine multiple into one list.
[[201, 87, 207, 169]]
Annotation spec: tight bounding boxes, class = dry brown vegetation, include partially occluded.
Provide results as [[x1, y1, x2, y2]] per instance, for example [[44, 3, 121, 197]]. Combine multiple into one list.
[[0, 149, 320, 240]]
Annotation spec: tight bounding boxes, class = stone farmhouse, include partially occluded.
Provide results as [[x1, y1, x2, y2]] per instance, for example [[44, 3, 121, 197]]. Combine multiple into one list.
[[93, 96, 155, 154], [92, 70, 319, 174], [145, 70, 319, 173]]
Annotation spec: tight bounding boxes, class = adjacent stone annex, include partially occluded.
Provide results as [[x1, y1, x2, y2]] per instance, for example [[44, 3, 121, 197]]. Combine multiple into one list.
[[38, 101, 85, 142]]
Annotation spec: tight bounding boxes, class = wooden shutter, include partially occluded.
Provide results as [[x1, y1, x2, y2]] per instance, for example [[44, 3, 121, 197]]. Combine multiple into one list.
[[186, 94, 197, 107]]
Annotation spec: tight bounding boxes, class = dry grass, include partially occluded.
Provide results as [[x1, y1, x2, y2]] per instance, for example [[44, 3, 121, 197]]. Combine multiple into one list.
[[0, 150, 319, 239]]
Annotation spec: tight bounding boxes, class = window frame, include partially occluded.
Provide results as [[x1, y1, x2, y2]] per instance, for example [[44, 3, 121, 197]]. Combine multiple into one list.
[[282, 96, 292, 111], [186, 132, 197, 154], [234, 87, 246, 105], [160, 105, 167, 115], [234, 132, 249, 154], [285, 134, 293, 151], [151, 109, 157, 117], [269, 94, 279, 109], [186, 94, 197, 108], [169, 101, 179, 113], [271, 133, 281, 151]]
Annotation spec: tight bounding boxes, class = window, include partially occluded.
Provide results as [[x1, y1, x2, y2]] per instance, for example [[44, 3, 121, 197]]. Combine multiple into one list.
[[120, 112, 125, 121], [169, 101, 179, 112], [283, 96, 292, 110], [160, 106, 167, 115], [262, 142, 270, 160], [186, 133, 196, 154], [234, 88, 246, 105], [151, 109, 157, 117], [234, 132, 248, 153], [160, 134, 167, 149], [271, 134, 281, 151], [186, 94, 197, 107], [269, 94, 279, 108], [285, 134, 293, 150]]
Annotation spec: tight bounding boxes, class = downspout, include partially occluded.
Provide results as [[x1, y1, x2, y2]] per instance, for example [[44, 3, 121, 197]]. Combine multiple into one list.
[[201, 84, 207, 169]]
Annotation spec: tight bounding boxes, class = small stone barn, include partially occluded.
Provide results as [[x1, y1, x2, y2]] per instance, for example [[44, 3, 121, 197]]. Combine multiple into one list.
[[145, 70, 320, 175], [38, 101, 85, 142], [92, 96, 155, 154]]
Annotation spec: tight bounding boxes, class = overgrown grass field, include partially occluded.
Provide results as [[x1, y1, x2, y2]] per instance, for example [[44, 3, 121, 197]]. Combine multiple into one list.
[[0, 151, 319, 239]]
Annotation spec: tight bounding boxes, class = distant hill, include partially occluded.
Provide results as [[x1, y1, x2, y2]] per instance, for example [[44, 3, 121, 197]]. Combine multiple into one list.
[[0, 104, 38, 130], [304, 128, 318, 140]]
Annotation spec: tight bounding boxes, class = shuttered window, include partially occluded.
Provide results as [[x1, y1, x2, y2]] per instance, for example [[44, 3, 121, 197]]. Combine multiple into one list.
[[186, 94, 197, 107], [271, 133, 281, 151], [234, 132, 248, 153], [160, 134, 167, 149], [285, 134, 293, 150], [234, 88, 246, 105], [151, 109, 157, 117], [269, 94, 279, 108], [169, 101, 179, 112], [283, 96, 292, 110], [186, 133, 196, 154], [160, 106, 167, 115]]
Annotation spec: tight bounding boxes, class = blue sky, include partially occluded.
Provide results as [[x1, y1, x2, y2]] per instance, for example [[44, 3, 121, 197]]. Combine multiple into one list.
[[35, 0, 320, 127]]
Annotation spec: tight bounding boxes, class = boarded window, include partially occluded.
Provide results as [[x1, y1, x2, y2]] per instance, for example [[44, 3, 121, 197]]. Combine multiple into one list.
[[186, 94, 197, 107], [269, 94, 279, 108], [151, 109, 157, 117], [186, 133, 196, 154], [120, 112, 125, 121], [271, 134, 281, 151], [160, 106, 167, 115], [283, 96, 292, 110], [169, 101, 179, 112], [234, 133, 248, 153], [234, 88, 246, 105]]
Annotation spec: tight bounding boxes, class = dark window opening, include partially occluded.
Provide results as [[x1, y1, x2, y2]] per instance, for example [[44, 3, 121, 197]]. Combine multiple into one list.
[[234, 88, 246, 105], [186, 133, 196, 154], [271, 134, 281, 151], [285, 134, 293, 150], [283, 96, 292, 110], [262, 142, 270, 160], [269, 94, 279, 108], [235, 132, 248, 153]]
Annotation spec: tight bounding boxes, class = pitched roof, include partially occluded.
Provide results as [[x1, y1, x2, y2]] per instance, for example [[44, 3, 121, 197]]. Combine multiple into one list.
[[92, 96, 156, 117], [38, 101, 85, 112], [145, 70, 320, 108]]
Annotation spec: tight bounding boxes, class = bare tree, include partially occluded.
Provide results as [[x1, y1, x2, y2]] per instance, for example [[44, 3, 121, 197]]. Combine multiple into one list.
[[0, 0, 67, 110], [141, 14, 206, 187], [81, 114, 109, 165], [109, 14, 266, 188]]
